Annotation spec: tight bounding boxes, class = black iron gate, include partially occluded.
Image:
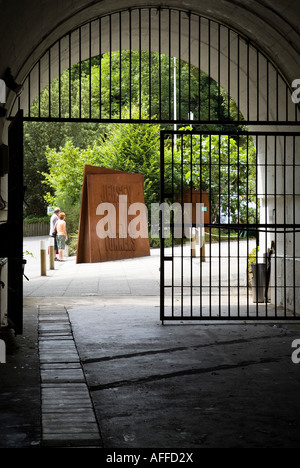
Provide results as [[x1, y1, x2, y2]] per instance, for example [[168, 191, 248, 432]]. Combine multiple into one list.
[[6, 111, 24, 334], [160, 130, 300, 322], [4, 7, 299, 327]]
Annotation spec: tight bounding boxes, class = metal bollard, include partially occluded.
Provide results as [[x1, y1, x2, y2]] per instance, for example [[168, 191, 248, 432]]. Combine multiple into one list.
[[40, 240, 46, 276], [49, 237, 55, 270], [191, 228, 196, 257], [200, 227, 206, 262]]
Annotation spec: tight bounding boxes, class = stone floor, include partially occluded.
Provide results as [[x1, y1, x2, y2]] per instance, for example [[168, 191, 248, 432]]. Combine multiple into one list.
[[1, 236, 300, 448]]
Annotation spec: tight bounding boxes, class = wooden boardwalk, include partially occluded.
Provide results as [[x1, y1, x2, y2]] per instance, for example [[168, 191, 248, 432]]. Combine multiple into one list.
[[38, 305, 102, 447]]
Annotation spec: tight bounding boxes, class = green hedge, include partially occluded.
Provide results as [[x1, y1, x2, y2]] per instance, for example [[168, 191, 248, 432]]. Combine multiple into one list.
[[24, 216, 50, 224]]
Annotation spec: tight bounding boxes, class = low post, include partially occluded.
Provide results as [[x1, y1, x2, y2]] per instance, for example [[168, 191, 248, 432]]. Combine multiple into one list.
[[40, 240, 46, 276], [191, 227, 196, 257], [200, 227, 205, 262], [49, 237, 54, 270]]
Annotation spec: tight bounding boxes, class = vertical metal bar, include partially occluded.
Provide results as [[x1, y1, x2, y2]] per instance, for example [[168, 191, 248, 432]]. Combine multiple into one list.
[[48, 49, 51, 117], [188, 12, 191, 121], [109, 15, 112, 119], [255, 134, 259, 317], [227, 135, 231, 315], [129, 9, 132, 119], [276, 71, 279, 122], [264, 135, 268, 316], [227, 28, 230, 120], [28, 73, 31, 118], [200, 134, 203, 317], [246, 134, 250, 317], [237, 35, 240, 121], [257, 50, 260, 122], [209, 134, 212, 317], [283, 135, 287, 316], [38, 61, 41, 118], [295, 85, 299, 122], [79, 27, 82, 119], [59, 39, 61, 119], [190, 133, 193, 317], [69, 33, 72, 118], [169, 9, 172, 121], [160, 132, 165, 323], [139, 8, 142, 120], [274, 136, 278, 316], [99, 18, 102, 119], [149, 9, 152, 118], [89, 22, 92, 119], [181, 132, 184, 317], [208, 19, 211, 121], [119, 12, 122, 120], [198, 16, 201, 121], [266, 60, 269, 123], [178, 10, 181, 121], [247, 41, 250, 122], [218, 24, 221, 121], [218, 134, 222, 316], [172, 132, 175, 316], [286, 81, 289, 122], [293, 136, 296, 317], [237, 134, 240, 317], [158, 8, 162, 121]]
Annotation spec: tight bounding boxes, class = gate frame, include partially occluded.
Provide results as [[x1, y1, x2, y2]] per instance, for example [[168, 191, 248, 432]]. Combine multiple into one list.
[[159, 128, 300, 324]]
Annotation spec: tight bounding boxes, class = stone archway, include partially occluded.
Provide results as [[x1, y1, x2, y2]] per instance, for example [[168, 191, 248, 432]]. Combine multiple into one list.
[[0, 4, 299, 328]]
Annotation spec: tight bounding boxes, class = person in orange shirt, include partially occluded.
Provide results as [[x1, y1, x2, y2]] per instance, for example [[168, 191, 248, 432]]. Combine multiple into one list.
[[55, 212, 68, 261]]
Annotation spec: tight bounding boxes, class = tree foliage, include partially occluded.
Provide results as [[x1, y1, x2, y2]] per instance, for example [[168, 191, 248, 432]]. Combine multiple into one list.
[[43, 117, 257, 236], [175, 132, 257, 223], [25, 50, 250, 229]]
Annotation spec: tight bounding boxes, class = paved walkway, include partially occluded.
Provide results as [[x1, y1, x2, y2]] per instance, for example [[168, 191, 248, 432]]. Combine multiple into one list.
[[23, 236, 161, 298], [1, 236, 300, 448]]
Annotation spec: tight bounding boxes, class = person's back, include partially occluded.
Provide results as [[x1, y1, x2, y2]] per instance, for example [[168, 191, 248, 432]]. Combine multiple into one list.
[[49, 207, 60, 235], [56, 212, 68, 261], [56, 219, 66, 236]]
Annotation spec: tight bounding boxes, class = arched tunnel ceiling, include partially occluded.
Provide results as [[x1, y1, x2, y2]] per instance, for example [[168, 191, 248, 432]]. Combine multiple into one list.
[[0, 0, 299, 88]]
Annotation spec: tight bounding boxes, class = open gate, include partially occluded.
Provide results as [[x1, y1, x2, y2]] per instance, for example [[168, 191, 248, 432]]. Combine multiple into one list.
[[3, 7, 300, 328], [160, 130, 300, 322], [0, 111, 24, 334]]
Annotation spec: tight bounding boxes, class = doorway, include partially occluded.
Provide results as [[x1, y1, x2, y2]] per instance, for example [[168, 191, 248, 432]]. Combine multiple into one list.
[[5, 7, 300, 331]]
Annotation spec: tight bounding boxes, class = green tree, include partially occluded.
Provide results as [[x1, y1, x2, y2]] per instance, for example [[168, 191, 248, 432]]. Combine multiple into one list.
[[26, 51, 246, 218], [174, 132, 257, 223], [99, 110, 161, 209], [41, 140, 106, 232], [42, 108, 163, 231], [92, 51, 241, 125], [24, 120, 106, 216]]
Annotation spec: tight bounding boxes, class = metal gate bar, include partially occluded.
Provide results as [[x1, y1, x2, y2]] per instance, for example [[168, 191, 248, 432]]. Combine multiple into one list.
[[8, 7, 299, 126], [160, 130, 300, 322]]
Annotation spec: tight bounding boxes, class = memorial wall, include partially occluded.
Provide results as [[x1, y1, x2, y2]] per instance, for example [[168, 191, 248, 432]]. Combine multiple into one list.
[[77, 165, 150, 263]]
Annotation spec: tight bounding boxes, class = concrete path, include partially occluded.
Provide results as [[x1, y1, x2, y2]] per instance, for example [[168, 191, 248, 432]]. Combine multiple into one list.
[[3, 236, 300, 448], [23, 236, 161, 298]]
